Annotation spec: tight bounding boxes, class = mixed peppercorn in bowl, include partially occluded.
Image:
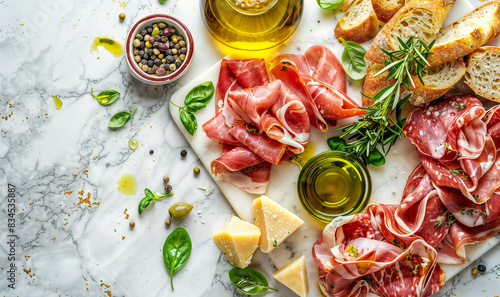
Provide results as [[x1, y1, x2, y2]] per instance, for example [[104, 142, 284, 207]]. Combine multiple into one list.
[[126, 14, 194, 85]]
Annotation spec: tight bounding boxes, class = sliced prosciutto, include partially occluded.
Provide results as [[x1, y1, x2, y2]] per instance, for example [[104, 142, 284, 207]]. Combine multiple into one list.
[[270, 45, 364, 128], [226, 59, 269, 89], [215, 59, 242, 114], [211, 145, 271, 194], [201, 112, 240, 146], [313, 208, 445, 297], [225, 80, 281, 128], [229, 125, 286, 165]]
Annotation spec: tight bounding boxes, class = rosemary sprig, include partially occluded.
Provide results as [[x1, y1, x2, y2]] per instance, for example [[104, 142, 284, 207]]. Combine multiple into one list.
[[338, 36, 435, 166], [434, 210, 456, 228]]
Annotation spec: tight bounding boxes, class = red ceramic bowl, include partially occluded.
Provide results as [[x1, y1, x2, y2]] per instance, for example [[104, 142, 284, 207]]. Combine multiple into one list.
[[126, 14, 194, 85]]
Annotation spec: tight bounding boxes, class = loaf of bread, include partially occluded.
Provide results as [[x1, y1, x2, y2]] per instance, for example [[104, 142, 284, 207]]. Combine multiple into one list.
[[371, 0, 405, 23], [465, 47, 500, 102], [427, 0, 500, 67], [335, 0, 384, 44], [404, 58, 466, 106], [365, 0, 455, 64]]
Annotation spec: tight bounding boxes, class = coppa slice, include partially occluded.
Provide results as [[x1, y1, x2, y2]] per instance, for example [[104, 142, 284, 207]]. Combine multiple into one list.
[[252, 195, 304, 253], [273, 256, 309, 297], [212, 216, 261, 268]]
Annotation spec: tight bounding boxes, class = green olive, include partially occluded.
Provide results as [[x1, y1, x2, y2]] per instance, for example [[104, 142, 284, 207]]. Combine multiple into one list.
[[169, 202, 193, 220]]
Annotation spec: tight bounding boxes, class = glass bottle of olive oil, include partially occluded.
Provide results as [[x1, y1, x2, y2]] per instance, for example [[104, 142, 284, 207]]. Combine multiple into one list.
[[202, 0, 303, 50]]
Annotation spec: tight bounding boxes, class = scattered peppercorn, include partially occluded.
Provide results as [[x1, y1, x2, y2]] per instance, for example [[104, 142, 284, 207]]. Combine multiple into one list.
[[165, 219, 171, 226], [193, 167, 200, 175], [163, 176, 170, 183], [119, 13, 126, 20], [472, 267, 478, 275], [477, 264, 486, 273], [180, 149, 187, 157], [129, 221, 135, 227], [149, 150, 154, 155], [165, 185, 172, 193]]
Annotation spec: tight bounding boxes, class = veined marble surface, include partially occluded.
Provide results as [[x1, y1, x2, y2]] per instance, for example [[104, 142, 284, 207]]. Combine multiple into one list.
[[0, 0, 499, 297]]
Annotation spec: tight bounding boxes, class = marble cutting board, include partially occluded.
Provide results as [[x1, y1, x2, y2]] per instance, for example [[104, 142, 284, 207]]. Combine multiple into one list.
[[168, 0, 500, 293]]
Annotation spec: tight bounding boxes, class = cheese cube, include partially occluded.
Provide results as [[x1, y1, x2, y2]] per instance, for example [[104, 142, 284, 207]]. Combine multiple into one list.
[[212, 216, 261, 268], [252, 195, 304, 253], [273, 256, 309, 297]]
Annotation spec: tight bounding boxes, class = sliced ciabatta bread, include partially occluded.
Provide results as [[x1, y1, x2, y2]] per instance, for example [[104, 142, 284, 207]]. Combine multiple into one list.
[[465, 47, 500, 102], [335, 0, 384, 44], [338, 0, 356, 11], [404, 58, 466, 106], [361, 63, 395, 107], [362, 59, 465, 107], [371, 0, 405, 23], [427, 0, 500, 66], [365, 0, 455, 64]]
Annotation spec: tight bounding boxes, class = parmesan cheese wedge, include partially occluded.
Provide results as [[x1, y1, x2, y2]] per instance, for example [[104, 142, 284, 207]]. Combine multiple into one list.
[[212, 216, 261, 268], [252, 195, 304, 253], [273, 256, 309, 297]]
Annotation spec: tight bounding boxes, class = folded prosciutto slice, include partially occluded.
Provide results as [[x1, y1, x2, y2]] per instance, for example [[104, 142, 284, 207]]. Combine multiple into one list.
[[229, 125, 286, 165], [215, 59, 243, 114], [271, 45, 364, 127], [211, 145, 271, 194], [202, 112, 240, 146], [225, 80, 281, 128], [313, 207, 445, 297]]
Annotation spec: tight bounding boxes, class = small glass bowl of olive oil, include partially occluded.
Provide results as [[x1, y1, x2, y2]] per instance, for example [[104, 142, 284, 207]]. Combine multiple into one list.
[[297, 151, 371, 223]]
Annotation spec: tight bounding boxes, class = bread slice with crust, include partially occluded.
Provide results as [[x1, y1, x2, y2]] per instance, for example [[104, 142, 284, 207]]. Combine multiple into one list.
[[362, 58, 465, 107], [404, 58, 466, 106], [338, 0, 356, 11], [465, 47, 500, 102], [427, 0, 500, 67], [335, 0, 385, 44], [361, 63, 395, 107], [371, 0, 406, 23], [365, 0, 455, 64]]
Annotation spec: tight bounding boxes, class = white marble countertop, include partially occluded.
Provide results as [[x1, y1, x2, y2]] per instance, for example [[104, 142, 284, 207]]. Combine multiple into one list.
[[0, 0, 499, 296]]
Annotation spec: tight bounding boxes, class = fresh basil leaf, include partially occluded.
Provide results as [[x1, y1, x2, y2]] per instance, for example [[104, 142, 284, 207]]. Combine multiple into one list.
[[229, 267, 278, 295], [317, 0, 344, 10], [363, 148, 385, 166], [139, 188, 173, 215], [163, 227, 192, 290], [108, 108, 136, 128], [138, 197, 152, 215], [179, 108, 197, 136], [91, 88, 120, 105], [144, 188, 154, 198], [339, 38, 367, 80], [327, 137, 348, 152], [184, 81, 214, 112]]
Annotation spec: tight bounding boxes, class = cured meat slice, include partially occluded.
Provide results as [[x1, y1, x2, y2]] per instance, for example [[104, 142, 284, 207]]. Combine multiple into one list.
[[226, 80, 281, 128], [404, 95, 486, 162], [215, 59, 243, 114], [226, 59, 269, 89], [211, 146, 271, 194], [435, 185, 500, 228], [395, 165, 450, 247], [304, 45, 347, 94], [202, 112, 240, 146], [313, 209, 444, 297], [270, 82, 310, 145], [270, 58, 328, 131], [229, 125, 286, 165], [260, 113, 304, 154], [448, 218, 500, 262]]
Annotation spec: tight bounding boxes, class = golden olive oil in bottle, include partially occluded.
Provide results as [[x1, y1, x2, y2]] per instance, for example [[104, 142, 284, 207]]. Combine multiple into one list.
[[202, 0, 303, 50]]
